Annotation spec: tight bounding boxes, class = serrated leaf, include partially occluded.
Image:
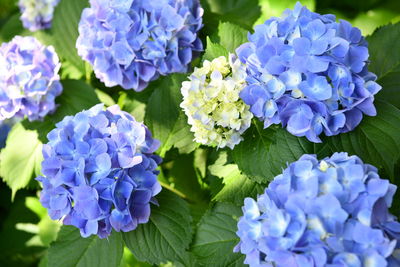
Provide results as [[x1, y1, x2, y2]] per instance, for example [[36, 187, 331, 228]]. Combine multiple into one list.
[[0, 123, 43, 199], [202, 0, 261, 30], [215, 22, 248, 53], [367, 23, 400, 108], [375, 67, 400, 108], [231, 122, 330, 183], [145, 74, 196, 157], [123, 190, 193, 265], [192, 202, 244, 267], [367, 22, 400, 79], [209, 151, 264, 206], [50, 0, 89, 72], [327, 100, 400, 180], [48, 225, 123, 267], [203, 37, 229, 61]]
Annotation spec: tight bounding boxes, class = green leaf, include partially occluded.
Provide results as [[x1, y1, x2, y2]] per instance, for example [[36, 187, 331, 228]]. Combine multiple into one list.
[[118, 89, 153, 122], [123, 190, 193, 265], [209, 151, 264, 206], [0, 123, 43, 199], [95, 89, 116, 107], [367, 23, 400, 108], [0, 190, 45, 267], [367, 22, 400, 79], [202, 0, 261, 30], [50, 0, 89, 72], [352, 9, 400, 35], [231, 122, 330, 183], [327, 100, 400, 180], [203, 37, 229, 61], [0, 14, 26, 42], [166, 154, 209, 204], [214, 22, 248, 53], [375, 67, 400, 108], [55, 80, 100, 121], [48, 226, 123, 267], [119, 247, 152, 267], [191, 202, 244, 267], [145, 74, 196, 157], [25, 197, 61, 247]]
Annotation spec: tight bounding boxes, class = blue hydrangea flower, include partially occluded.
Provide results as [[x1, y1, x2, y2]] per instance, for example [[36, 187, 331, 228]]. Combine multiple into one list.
[[0, 36, 63, 122], [37, 104, 162, 238], [76, 0, 203, 91], [19, 0, 60, 31], [237, 3, 381, 142], [235, 153, 400, 267]]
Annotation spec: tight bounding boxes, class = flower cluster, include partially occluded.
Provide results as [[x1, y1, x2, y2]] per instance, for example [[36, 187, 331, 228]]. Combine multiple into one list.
[[37, 104, 162, 238], [76, 0, 203, 91], [19, 0, 60, 31], [0, 36, 62, 122], [235, 153, 400, 266], [237, 3, 381, 142], [180, 55, 253, 149]]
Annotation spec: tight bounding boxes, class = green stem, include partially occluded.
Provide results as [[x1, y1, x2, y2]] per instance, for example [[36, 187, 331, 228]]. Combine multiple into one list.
[[85, 62, 91, 83], [159, 181, 190, 202]]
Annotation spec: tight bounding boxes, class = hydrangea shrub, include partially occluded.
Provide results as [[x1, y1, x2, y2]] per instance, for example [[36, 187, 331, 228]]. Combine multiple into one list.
[[37, 104, 162, 238], [0, 36, 62, 122], [76, 0, 203, 91], [235, 152, 400, 266], [180, 54, 253, 149], [237, 3, 381, 142], [1, 0, 400, 266], [19, 0, 60, 31]]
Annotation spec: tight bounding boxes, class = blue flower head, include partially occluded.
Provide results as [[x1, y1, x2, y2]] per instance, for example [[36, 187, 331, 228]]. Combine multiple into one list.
[[76, 0, 203, 91], [37, 104, 162, 238], [0, 36, 63, 122], [19, 0, 60, 31], [237, 2, 381, 142], [235, 153, 400, 267]]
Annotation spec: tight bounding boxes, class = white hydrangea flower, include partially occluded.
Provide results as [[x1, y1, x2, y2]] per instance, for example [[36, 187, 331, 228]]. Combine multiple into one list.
[[19, 0, 60, 32], [180, 54, 253, 149]]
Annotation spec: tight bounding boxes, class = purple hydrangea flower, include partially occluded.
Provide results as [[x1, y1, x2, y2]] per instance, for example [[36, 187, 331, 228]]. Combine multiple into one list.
[[237, 3, 381, 142], [0, 36, 62, 122], [19, 0, 60, 31], [76, 0, 203, 91], [37, 104, 162, 238], [235, 153, 400, 267]]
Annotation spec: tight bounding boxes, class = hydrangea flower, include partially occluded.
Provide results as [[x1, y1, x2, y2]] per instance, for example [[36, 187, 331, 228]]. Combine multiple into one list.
[[235, 153, 400, 267], [180, 54, 253, 149], [37, 104, 162, 238], [19, 0, 60, 31], [76, 0, 203, 91], [0, 122, 12, 149], [237, 3, 381, 142], [0, 36, 62, 122]]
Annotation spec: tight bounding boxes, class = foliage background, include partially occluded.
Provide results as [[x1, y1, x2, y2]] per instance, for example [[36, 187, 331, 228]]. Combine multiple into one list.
[[0, 0, 400, 266]]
